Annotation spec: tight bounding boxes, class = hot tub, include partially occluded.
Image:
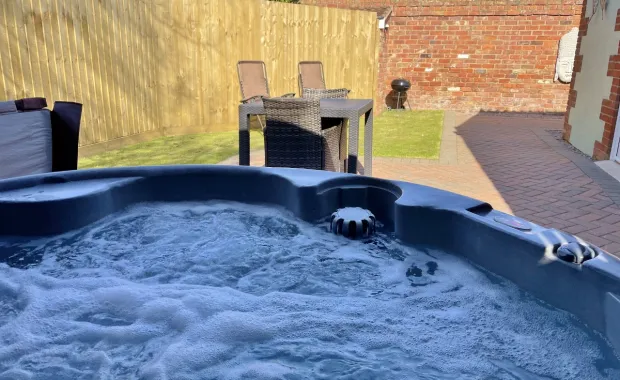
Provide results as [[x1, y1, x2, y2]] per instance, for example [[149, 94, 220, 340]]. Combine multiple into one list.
[[0, 166, 619, 379]]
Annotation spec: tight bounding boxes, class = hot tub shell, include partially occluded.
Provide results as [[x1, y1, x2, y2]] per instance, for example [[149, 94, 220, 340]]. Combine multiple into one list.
[[1, 165, 620, 353]]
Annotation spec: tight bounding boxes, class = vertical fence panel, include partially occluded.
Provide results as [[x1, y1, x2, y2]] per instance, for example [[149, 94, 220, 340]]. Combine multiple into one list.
[[5, 0, 26, 99], [0, 1, 8, 100], [86, 0, 105, 143], [99, 0, 115, 142]]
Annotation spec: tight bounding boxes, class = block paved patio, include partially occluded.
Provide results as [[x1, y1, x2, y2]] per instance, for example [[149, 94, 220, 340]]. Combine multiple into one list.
[[220, 112, 620, 257]]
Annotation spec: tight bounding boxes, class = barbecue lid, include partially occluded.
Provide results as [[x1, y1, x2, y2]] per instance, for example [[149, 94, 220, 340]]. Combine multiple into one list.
[[391, 78, 411, 91]]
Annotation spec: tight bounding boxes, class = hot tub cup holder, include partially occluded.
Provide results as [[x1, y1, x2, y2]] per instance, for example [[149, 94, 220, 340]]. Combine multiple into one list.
[[554, 241, 598, 264]]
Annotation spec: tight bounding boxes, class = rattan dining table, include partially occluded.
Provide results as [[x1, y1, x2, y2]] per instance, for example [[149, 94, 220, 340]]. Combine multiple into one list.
[[238, 98, 374, 175]]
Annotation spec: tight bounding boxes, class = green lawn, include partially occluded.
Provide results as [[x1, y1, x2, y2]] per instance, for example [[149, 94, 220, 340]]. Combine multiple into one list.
[[79, 110, 443, 168], [360, 110, 443, 159], [79, 130, 265, 169]]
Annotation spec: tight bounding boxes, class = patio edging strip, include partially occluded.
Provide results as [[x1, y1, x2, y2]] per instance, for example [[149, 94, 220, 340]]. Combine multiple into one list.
[[439, 111, 457, 165]]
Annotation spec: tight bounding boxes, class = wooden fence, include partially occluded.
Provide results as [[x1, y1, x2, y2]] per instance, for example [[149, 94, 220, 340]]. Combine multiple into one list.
[[0, 0, 379, 148]]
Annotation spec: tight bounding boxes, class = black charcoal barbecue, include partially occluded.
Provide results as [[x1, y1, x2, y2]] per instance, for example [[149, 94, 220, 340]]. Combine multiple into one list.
[[390, 78, 411, 110]]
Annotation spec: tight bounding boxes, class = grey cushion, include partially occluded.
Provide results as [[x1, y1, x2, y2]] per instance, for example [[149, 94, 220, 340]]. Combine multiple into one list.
[[0, 110, 53, 179], [0, 101, 17, 114]]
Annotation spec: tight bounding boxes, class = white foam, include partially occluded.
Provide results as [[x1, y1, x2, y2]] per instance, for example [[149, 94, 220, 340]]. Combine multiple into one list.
[[0, 179, 130, 202], [0, 201, 619, 379]]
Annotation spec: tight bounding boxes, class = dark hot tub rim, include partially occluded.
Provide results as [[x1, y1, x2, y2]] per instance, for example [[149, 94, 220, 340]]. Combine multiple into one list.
[[1, 165, 620, 353]]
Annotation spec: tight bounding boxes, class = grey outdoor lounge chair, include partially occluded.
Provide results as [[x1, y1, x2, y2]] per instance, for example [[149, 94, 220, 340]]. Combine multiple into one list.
[[298, 61, 351, 95], [263, 97, 343, 172], [237, 60, 295, 130], [0, 97, 83, 179]]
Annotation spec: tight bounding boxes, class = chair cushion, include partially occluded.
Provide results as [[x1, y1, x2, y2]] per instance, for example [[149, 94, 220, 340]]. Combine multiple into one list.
[[0, 110, 52, 179], [299, 62, 325, 90], [0, 101, 17, 114]]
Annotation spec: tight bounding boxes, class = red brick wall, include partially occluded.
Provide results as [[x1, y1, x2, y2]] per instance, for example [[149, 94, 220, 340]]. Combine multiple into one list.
[[302, 0, 582, 113]]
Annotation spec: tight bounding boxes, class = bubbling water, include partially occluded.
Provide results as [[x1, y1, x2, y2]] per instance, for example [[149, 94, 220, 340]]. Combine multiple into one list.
[[0, 201, 618, 380]]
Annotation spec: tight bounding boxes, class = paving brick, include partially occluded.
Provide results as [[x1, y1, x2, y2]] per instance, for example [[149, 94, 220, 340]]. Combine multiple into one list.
[[585, 224, 620, 237], [607, 208, 620, 215], [581, 188, 604, 198], [530, 217, 553, 226], [590, 200, 616, 210], [549, 200, 574, 208], [602, 242, 620, 255], [564, 224, 595, 235], [570, 199, 600, 209], [532, 210, 560, 219], [553, 210, 592, 222], [576, 232, 611, 247], [598, 213, 620, 225], [603, 232, 620, 244], [576, 212, 609, 223], [551, 222, 578, 231]]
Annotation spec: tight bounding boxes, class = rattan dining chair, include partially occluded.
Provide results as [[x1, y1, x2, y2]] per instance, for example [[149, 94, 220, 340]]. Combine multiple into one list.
[[302, 88, 349, 100], [262, 98, 343, 172], [302, 88, 349, 172], [237, 60, 295, 130]]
